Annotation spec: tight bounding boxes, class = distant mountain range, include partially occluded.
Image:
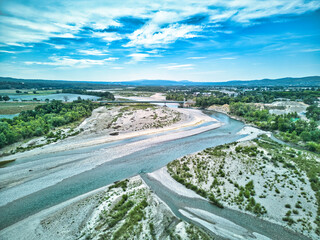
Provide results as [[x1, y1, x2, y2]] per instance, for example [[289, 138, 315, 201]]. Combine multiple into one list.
[[116, 76, 320, 87], [1, 76, 319, 87]]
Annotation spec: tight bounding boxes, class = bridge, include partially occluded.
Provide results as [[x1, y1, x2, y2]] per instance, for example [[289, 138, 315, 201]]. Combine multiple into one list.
[[100, 100, 185, 107], [100, 100, 184, 104]]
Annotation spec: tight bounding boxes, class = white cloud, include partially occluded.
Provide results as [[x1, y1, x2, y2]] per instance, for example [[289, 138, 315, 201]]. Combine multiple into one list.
[[25, 56, 118, 68], [55, 45, 65, 49], [125, 23, 201, 48], [78, 49, 109, 56], [55, 33, 76, 38], [160, 64, 194, 70], [0, 50, 16, 54], [0, 0, 319, 49], [91, 20, 122, 30], [0, 0, 320, 57], [187, 57, 206, 59], [128, 53, 150, 62]]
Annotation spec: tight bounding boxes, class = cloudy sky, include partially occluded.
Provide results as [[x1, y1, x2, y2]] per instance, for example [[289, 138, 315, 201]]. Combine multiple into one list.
[[0, 0, 319, 82]]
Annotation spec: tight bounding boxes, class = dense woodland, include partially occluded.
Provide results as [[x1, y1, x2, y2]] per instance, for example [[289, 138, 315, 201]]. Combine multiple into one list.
[[307, 104, 320, 121], [0, 100, 99, 148]]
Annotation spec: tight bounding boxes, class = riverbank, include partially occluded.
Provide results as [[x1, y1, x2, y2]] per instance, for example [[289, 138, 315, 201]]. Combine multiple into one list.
[[0, 176, 211, 240], [166, 136, 319, 239], [0, 106, 222, 209], [0, 104, 220, 163]]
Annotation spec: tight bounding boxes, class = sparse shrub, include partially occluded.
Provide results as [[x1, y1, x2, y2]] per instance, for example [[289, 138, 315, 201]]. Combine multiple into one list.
[[209, 194, 223, 208]]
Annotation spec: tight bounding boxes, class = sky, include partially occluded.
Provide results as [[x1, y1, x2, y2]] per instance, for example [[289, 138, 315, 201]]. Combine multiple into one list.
[[0, 0, 319, 82]]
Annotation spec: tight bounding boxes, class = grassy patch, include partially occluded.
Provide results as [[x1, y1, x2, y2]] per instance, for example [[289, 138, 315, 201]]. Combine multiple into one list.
[[112, 199, 148, 239], [109, 179, 129, 191], [0, 102, 44, 114]]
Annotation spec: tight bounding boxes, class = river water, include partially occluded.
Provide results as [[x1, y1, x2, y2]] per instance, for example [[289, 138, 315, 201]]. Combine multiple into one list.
[[8, 93, 99, 102], [0, 110, 310, 239]]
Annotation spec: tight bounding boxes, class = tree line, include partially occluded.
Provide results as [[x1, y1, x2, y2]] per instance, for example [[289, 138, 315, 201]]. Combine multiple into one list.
[[229, 102, 320, 153], [195, 89, 320, 108], [0, 100, 99, 148], [61, 89, 115, 100]]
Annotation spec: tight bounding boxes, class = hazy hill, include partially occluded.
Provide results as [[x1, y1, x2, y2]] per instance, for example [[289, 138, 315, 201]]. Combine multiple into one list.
[[117, 76, 320, 87], [0, 76, 319, 88]]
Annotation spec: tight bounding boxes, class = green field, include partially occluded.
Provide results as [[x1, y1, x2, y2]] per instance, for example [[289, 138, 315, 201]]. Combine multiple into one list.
[[0, 102, 44, 114]]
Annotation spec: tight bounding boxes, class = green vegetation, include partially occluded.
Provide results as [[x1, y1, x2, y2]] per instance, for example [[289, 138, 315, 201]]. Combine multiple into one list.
[[166, 92, 187, 101], [255, 136, 320, 234], [168, 136, 319, 237], [61, 89, 114, 100], [0, 102, 44, 115], [86, 177, 212, 240], [209, 193, 224, 208], [0, 89, 60, 96], [119, 104, 155, 112], [0, 95, 10, 102], [133, 86, 166, 92], [185, 225, 211, 240], [109, 180, 129, 191], [114, 90, 154, 98], [0, 100, 99, 148], [107, 195, 134, 228], [230, 102, 320, 153], [0, 76, 122, 90], [149, 223, 156, 240], [112, 199, 148, 239], [195, 89, 320, 108], [171, 174, 211, 200], [306, 104, 320, 121]]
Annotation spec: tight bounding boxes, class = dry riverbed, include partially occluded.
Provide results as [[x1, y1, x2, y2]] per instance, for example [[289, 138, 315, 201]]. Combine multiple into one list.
[[0, 176, 211, 240], [0, 104, 220, 161], [167, 135, 320, 239], [0, 105, 221, 214]]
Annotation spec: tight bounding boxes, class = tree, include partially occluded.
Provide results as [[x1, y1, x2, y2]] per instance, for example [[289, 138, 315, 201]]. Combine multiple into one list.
[[63, 96, 69, 102], [3, 95, 10, 101], [306, 105, 320, 121], [300, 131, 311, 142], [0, 133, 7, 148]]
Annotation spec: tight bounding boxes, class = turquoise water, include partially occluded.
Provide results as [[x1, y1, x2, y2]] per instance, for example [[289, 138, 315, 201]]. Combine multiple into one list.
[[0, 111, 309, 239], [0, 93, 99, 119], [141, 174, 309, 240], [0, 111, 244, 229], [0, 113, 19, 119]]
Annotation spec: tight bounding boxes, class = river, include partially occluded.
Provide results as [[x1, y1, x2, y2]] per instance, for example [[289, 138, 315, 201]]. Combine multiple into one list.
[[8, 93, 99, 102], [0, 110, 310, 240]]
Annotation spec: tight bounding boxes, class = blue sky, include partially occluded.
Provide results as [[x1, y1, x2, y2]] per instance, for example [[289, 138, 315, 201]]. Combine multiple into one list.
[[0, 0, 319, 82]]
